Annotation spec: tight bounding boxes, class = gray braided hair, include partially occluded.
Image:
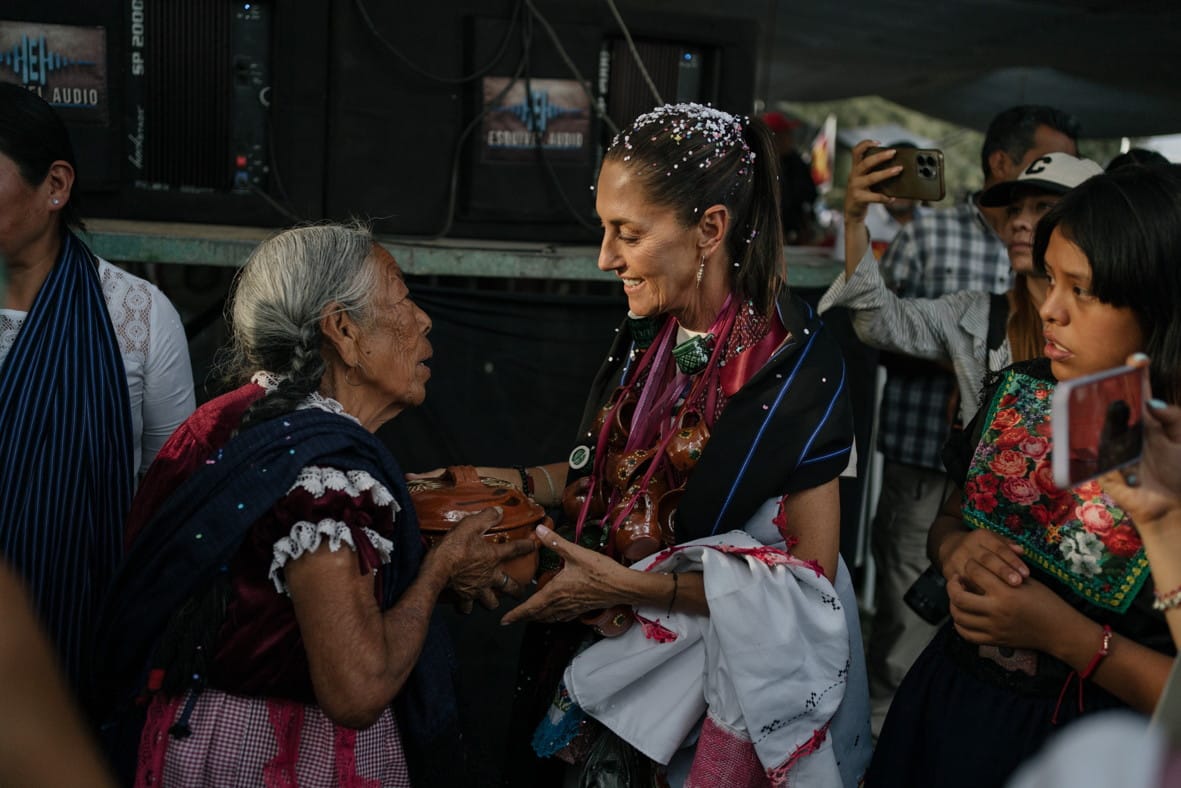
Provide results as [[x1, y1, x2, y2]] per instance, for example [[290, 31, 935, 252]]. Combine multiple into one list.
[[223, 223, 380, 429]]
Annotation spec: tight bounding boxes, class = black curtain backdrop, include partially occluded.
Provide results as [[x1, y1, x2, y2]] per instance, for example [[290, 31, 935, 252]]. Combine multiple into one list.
[[376, 278, 626, 473], [376, 279, 623, 787]]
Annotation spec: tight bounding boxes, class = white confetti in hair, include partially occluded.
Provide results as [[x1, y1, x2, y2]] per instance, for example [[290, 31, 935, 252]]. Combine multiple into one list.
[[612, 103, 756, 173]]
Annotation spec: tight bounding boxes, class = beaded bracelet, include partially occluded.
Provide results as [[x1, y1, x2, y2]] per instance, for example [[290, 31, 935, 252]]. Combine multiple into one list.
[[511, 464, 533, 496], [1152, 582, 1181, 612]]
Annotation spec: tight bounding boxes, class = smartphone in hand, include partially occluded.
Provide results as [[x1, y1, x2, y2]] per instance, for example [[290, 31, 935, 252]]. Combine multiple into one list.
[[867, 147, 945, 202], [1051, 364, 1147, 489]]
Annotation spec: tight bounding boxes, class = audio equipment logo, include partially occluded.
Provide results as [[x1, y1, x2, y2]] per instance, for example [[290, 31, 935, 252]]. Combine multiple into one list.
[[0, 21, 107, 124], [482, 76, 590, 163]]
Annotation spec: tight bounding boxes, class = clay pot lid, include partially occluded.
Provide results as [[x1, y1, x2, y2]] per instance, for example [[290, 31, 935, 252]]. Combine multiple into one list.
[[408, 465, 545, 531]]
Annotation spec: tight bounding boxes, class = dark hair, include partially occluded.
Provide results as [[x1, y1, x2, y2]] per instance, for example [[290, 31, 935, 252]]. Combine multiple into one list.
[[981, 105, 1081, 181], [1007, 275, 1043, 364], [1033, 164, 1181, 403], [0, 83, 84, 232], [1106, 147, 1170, 173], [603, 103, 785, 315]]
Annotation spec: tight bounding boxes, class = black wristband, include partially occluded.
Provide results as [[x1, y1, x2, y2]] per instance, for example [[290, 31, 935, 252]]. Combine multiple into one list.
[[512, 464, 533, 495]]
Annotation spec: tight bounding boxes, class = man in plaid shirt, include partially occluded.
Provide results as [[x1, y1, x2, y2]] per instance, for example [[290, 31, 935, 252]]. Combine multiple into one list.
[[866, 105, 1080, 736]]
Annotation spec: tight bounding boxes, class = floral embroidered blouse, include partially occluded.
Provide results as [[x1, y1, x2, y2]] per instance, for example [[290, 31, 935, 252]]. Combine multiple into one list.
[[947, 360, 1170, 650]]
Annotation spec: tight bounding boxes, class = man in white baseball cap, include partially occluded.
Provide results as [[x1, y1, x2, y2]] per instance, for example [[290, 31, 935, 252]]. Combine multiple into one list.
[[979, 151, 1105, 208], [979, 152, 1104, 286]]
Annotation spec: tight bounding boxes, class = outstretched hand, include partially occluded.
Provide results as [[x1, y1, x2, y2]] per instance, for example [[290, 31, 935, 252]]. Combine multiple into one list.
[[500, 524, 631, 626]]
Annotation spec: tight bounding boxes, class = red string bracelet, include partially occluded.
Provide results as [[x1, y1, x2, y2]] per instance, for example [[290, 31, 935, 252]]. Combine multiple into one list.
[[1052, 624, 1113, 725]]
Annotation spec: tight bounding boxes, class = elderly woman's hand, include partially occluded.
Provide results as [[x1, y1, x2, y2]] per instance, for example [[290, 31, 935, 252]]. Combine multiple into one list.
[[500, 524, 634, 626], [427, 508, 537, 611]]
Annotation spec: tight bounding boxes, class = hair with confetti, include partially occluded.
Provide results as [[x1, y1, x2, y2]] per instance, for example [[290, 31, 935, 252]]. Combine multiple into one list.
[[604, 103, 785, 315]]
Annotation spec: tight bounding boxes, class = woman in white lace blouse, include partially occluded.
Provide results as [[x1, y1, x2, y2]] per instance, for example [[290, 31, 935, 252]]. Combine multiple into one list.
[[0, 82, 193, 689]]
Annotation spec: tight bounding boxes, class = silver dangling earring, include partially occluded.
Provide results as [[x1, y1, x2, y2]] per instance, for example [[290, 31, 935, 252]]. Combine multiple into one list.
[[696, 255, 706, 287]]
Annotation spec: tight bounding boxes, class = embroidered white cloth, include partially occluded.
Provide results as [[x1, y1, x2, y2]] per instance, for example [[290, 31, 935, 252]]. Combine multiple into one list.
[[565, 531, 851, 787]]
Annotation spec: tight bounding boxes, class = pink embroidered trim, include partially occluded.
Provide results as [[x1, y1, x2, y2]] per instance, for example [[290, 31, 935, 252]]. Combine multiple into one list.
[[134, 694, 185, 788], [772, 495, 799, 552], [263, 700, 304, 788], [766, 722, 830, 788], [334, 726, 380, 787], [635, 613, 679, 643], [643, 542, 803, 571]]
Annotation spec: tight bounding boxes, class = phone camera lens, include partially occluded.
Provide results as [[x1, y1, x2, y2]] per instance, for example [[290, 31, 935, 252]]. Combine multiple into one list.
[[919, 166, 933, 178]]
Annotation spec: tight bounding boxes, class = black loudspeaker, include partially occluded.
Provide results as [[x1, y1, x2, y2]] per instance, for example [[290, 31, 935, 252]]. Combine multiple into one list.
[[324, 0, 758, 242], [452, 12, 602, 240], [2, 0, 330, 226], [4, 1, 755, 236]]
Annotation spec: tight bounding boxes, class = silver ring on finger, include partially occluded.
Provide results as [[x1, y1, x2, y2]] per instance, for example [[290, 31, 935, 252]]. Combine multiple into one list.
[[499, 572, 510, 589]]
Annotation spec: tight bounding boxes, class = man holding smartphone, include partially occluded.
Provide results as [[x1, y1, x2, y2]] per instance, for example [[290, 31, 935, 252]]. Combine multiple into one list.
[[862, 105, 1079, 737]]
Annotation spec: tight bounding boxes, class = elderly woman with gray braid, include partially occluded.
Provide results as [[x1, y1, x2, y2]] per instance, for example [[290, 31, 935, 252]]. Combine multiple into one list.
[[90, 224, 535, 787]]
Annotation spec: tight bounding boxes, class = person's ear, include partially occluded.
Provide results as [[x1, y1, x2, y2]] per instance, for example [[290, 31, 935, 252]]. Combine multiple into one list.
[[320, 303, 361, 368], [987, 149, 1016, 184], [697, 204, 730, 258], [44, 160, 75, 209]]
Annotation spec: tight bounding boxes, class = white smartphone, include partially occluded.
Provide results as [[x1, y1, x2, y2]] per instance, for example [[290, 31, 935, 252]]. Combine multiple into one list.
[[1051, 364, 1147, 489]]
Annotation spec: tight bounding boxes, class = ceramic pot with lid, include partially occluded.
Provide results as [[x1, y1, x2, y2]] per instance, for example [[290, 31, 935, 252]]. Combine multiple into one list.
[[408, 465, 543, 586]]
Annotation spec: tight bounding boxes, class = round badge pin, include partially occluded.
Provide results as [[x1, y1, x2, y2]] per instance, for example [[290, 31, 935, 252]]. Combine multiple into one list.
[[568, 445, 592, 470]]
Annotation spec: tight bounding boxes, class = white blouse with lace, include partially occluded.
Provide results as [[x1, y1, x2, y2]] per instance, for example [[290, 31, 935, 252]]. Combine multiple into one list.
[[267, 465, 399, 595], [261, 389, 398, 595], [0, 258, 195, 474]]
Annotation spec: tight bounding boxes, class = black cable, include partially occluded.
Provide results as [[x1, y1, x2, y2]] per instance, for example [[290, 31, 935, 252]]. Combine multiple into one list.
[[246, 110, 309, 226], [433, 53, 529, 238], [521, 14, 600, 234], [523, 0, 618, 136], [353, 0, 523, 86], [603, 0, 662, 107], [249, 183, 304, 225]]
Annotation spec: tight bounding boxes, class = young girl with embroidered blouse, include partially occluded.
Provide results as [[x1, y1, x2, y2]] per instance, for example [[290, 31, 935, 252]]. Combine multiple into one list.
[[866, 164, 1181, 787]]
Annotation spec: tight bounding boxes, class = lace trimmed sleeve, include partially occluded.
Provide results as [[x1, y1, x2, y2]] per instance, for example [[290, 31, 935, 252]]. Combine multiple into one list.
[[266, 465, 399, 595]]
